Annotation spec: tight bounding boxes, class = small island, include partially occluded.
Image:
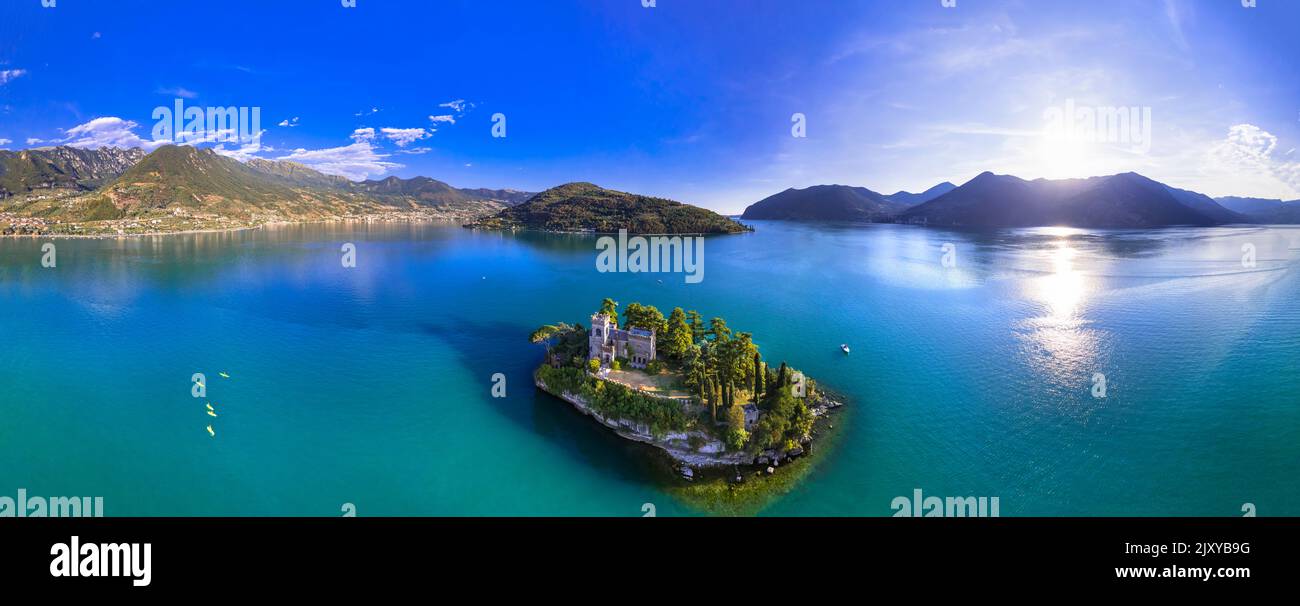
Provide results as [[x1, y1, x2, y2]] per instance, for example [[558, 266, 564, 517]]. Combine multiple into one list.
[[532, 299, 843, 512]]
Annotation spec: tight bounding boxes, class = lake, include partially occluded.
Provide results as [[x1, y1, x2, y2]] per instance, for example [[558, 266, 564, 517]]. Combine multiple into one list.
[[1, 221, 1296, 516]]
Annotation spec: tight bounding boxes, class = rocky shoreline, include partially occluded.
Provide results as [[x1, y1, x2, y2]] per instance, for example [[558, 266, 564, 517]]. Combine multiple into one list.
[[535, 374, 844, 474]]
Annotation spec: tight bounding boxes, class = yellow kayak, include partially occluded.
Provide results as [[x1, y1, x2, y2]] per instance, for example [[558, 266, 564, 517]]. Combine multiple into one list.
[[219, 372, 230, 379], [206, 425, 215, 437], [206, 403, 214, 411], [207, 410, 217, 418]]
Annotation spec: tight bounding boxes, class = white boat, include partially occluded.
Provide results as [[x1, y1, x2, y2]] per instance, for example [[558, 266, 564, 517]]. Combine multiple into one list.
[[840, 344, 850, 354]]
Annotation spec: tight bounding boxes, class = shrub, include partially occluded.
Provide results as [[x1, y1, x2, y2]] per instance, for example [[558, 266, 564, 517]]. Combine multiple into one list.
[[538, 364, 690, 437]]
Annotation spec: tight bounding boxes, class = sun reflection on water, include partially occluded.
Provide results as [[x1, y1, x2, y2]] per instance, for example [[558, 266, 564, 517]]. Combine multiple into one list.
[[1020, 237, 1103, 402], [1037, 242, 1087, 319]]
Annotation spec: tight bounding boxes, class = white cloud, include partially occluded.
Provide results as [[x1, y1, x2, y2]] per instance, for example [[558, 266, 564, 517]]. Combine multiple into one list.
[[61, 117, 168, 151], [396, 147, 431, 155], [0, 138, 10, 146], [350, 127, 375, 142], [429, 114, 456, 125], [274, 141, 402, 180], [278, 116, 300, 127], [439, 99, 468, 113], [26, 137, 44, 145], [213, 141, 270, 162], [157, 86, 198, 99], [0, 69, 27, 85], [1204, 124, 1300, 198], [380, 127, 430, 147], [354, 107, 380, 117]]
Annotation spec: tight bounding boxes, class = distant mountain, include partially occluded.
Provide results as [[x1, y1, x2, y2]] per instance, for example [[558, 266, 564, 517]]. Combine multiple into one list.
[[899, 171, 1244, 228], [246, 157, 352, 190], [885, 182, 956, 206], [1163, 185, 1248, 224], [467, 182, 750, 234], [352, 176, 533, 209], [459, 187, 533, 206], [741, 184, 907, 221], [0, 146, 144, 196], [1216, 196, 1300, 223]]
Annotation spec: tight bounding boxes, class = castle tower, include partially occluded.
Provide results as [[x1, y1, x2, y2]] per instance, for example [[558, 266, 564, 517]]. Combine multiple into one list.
[[589, 313, 614, 364]]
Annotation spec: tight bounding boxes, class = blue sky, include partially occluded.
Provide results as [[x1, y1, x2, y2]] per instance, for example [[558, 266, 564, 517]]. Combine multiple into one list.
[[1, 0, 1297, 212]]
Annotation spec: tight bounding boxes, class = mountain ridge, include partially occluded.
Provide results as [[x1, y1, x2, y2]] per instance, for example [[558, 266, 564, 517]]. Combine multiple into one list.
[[898, 171, 1246, 228], [467, 181, 751, 234], [741, 184, 906, 221], [1, 145, 526, 234]]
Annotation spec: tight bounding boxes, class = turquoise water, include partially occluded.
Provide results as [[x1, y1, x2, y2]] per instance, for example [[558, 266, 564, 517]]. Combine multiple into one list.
[[1, 221, 1297, 516]]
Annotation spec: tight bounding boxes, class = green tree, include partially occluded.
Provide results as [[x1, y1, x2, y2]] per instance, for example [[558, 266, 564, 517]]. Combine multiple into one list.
[[588, 357, 600, 373], [724, 404, 749, 450], [599, 298, 618, 320], [753, 352, 764, 400], [530, 324, 560, 354], [663, 307, 692, 359], [686, 310, 705, 342], [623, 303, 666, 335], [707, 317, 731, 343]]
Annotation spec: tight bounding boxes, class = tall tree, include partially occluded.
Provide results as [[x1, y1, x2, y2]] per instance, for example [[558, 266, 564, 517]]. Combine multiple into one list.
[[599, 298, 618, 321], [753, 352, 764, 400], [624, 303, 666, 335], [686, 310, 705, 342], [708, 317, 731, 343], [663, 307, 692, 358]]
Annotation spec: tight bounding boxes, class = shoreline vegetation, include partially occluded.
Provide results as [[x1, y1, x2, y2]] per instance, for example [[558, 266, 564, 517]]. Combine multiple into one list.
[[532, 298, 845, 514], [465, 182, 752, 235]]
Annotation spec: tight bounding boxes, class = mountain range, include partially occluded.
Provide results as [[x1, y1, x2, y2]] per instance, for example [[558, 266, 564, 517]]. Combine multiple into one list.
[[0, 145, 536, 235], [741, 171, 1295, 228], [1, 146, 145, 195], [1215, 196, 1300, 223], [740, 182, 954, 221], [4, 143, 1299, 235]]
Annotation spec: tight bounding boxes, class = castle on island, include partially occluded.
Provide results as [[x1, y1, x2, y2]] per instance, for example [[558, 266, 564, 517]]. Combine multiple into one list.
[[589, 313, 656, 369]]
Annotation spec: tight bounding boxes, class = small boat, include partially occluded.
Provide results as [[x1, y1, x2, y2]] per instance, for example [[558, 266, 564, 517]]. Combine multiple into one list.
[[840, 344, 850, 354], [219, 372, 230, 379], [207, 410, 217, 418], [206, 425, 215, 437], [206, 403, 214, 411]]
